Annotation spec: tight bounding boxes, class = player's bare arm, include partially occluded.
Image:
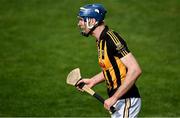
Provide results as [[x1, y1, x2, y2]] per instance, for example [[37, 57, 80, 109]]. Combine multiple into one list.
[[77, 71, 105, 89], [104, 53, 142, 110], [90, 71, 105, 85]]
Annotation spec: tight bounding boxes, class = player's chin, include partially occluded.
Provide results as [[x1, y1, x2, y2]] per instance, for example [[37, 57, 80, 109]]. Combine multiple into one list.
[[79, 26, 85, 30], [81, 28, 87, 32], [79, 28, 86, 33]]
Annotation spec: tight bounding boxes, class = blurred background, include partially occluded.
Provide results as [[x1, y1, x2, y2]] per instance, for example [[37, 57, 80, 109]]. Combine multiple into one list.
[[0, 0, 179, 117]]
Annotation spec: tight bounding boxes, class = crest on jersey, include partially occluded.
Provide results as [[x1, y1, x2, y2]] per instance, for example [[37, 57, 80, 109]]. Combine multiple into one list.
[[98, 49, 104, 58], [116, 42, 124, 51]]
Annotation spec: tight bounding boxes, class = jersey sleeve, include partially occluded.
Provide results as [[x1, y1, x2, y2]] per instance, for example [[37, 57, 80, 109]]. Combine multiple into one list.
[[106, 31, 130, 58]]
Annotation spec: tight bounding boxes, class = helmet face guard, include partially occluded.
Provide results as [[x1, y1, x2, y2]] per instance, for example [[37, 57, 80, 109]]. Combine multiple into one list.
[[78, 4, 107, 37]]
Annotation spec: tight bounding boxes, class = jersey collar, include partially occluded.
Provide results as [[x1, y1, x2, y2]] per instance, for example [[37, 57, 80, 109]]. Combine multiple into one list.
[[99, 25, 109, 40]]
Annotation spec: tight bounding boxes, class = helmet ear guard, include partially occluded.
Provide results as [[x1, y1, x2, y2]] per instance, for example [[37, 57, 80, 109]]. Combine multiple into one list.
[[81, 21, 103, 37], [86, 18, 98, 29]]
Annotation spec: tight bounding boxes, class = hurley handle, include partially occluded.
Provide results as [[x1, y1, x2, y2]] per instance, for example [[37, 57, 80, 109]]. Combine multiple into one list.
[[93, 93, 116, 114]]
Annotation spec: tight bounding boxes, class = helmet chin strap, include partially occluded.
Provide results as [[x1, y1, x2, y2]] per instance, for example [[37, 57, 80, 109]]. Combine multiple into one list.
[[81, 18, 102, 37]]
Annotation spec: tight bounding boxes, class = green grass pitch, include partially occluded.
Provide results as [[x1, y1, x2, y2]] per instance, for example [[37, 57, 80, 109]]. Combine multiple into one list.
[[0, 0, 179, 117]]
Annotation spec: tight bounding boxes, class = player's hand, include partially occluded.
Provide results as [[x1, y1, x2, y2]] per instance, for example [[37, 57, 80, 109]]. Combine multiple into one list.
[[76, 78, 94, 92], [104, 96, 117, 110]]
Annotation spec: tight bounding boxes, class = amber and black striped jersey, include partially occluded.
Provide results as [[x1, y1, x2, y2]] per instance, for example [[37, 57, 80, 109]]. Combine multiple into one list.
[[97, 26, 140, 99]]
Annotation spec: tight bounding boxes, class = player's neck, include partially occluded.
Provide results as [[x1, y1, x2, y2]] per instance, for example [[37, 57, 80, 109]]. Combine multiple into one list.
[[91, 24, 105, 41]]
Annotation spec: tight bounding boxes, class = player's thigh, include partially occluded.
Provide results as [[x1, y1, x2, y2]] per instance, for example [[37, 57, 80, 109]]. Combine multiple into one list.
[[111, 98, 141, 118], [129, 98, 141, 117]]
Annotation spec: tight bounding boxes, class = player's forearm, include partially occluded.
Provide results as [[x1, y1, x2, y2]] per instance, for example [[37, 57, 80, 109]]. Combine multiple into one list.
[[112, 68, 141, 101], [91, 71, 105, 86]]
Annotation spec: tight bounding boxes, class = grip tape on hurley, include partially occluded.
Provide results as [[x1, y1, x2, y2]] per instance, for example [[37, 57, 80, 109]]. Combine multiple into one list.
[[93, 93, 116, 114]]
